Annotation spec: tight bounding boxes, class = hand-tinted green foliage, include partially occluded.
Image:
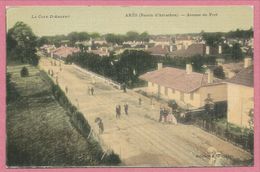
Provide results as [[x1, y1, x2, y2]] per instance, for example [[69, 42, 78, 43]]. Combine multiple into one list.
[[6, 73, 20, 103], [202, 28, 253, 47], [213, 66, 225, 79], [231, 43, 243, 60], [202, 32, 223, 47], [7, 65, 121, 166], [67, 50, 157, 87], [7, 22, 39, 65], [226, 28, 253, 39]]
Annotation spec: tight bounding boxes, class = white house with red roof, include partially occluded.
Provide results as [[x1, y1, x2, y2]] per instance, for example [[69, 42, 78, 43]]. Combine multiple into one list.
[[139, 63, 227, 108], [226, 59, 254, 128]]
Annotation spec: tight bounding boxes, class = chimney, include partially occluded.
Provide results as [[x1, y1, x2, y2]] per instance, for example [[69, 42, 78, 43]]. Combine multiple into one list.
[[244, 58, 252, 68], [186, 64, 193, 74], [65, 44, 67, 47], [207, 69, 214, 84], [206, 46, 210, 55], [145, 44, 148, 50], [157, 63, 163, 70], [170, 45, 173, 52], [218, 45, 222, 54]]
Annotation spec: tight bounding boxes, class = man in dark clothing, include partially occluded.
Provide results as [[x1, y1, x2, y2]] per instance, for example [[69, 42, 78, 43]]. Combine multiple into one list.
[[139, 97, 142, 105], [65, 86, 68, 94], [90, 87, 94, 95], [116, 105, 120, 119], [98, 120, 104, 134], [124, 103, 129, 115], [118, 105, 121, 116], [159, 107, 164, 122]]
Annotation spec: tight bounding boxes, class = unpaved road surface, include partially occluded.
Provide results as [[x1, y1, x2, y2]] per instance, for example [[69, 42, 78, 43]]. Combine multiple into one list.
[[39, 58, 252, 167]]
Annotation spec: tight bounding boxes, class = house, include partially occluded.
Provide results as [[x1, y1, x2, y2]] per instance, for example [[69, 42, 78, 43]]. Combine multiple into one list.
[[40, 44, 56, 55], [51, 45, 80, 60], [88, 47, 110, 57], [139, 63, 227, 108], [149, 36, 173, 46], [93, 38, 107, 45], [174, 35, 196, 50], [218, 61, 244, 79], [169, 43, 222, 58], [226, 60, 253, 128], [145, 44, 176, 57]]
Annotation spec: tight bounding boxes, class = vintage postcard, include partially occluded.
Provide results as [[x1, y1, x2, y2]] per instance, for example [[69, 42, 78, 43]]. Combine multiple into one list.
[[1, 0, 259, 171]]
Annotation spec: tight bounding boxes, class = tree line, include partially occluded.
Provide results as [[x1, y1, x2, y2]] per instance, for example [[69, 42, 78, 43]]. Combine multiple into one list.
[[66, 50, 158, 88], [37, 31, 150, 47]]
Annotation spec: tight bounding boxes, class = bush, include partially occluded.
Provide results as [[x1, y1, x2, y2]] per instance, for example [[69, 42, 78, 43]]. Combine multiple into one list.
[[20, 67, 29, 77]]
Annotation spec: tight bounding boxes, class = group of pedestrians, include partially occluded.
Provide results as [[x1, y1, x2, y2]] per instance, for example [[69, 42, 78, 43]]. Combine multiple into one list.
[[116, 103, 129, 119], [88, 86, 95, 95], [159, 106, 177, 124]]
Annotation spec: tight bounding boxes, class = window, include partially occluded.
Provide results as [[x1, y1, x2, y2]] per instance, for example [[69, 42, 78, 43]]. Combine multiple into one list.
[[165, 87, 168, 96], [190, 93, 194, 100], [172, 89, 175, 94]]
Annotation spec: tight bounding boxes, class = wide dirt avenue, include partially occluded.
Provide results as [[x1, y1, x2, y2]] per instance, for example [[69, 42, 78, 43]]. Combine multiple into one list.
[[39, 57, 252, 167]]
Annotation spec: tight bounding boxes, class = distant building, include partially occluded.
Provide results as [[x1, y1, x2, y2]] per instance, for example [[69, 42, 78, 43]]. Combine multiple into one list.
[[218, 61, 244, 79], [226, 60, 253, 128], [88, 47, 110, 57], [40, 44, 56, 55], [174, 35, 196, 50], [139, 63, 227, 108], [51, 45, 80, 60], [169, 43, 222, 58], [149, 37, 173, 46], [145, 44, 176, 57], [93, 38, 107, 45]]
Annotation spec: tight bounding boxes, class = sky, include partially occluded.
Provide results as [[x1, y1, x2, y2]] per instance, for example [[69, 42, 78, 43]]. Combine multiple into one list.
[[6, 6, 253, 36]]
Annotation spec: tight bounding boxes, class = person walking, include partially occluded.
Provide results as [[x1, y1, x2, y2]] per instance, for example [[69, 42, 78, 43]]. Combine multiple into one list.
[[56, 76, 59, 84], [118, 105, 121, 116], [124, 103, 129, 115], [116, 105, 120, 119], [159, 107, 164, 122], [90, 87, 94, 95], [65, 86, 68, 94], [138, 97, 142, 106], [98, 119, 104, 134]]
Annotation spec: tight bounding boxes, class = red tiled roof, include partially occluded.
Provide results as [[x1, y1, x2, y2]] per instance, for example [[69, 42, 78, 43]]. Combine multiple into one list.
[[221, 62, 244, 73], [146, 45, 169, 56], [226, 65, 253, 87], [53, 46, 80, 58], [169, 43, 205, 57], [139, 67, 222, 93]]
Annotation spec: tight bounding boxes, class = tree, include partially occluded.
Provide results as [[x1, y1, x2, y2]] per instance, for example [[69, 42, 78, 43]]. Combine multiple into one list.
[[7, 21, 39, 65], [202, 32, 222, 47], [139, 32, 149, 42], [213, 66, 225, 79], [126, 31, 139, 41], [231, 43, 243, 60], [36, 36, 49, 47]]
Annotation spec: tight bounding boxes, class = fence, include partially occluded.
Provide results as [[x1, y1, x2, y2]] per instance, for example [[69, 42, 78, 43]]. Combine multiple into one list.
[[177, 104, 253, 153]]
